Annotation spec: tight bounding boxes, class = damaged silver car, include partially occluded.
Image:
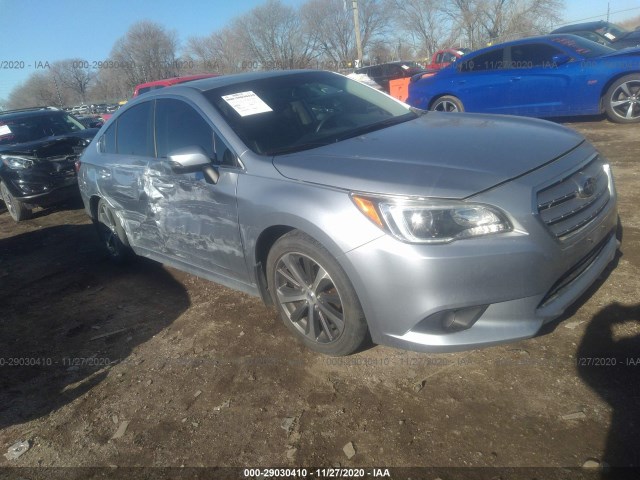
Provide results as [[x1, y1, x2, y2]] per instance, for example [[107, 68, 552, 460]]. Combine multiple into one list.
[[78, 70, 619, 356]]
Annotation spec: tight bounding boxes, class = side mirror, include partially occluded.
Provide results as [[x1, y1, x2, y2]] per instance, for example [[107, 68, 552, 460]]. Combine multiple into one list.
[[167, 146, 219, 184], [552, 54, 571, 66], [168, 146, 212, 172]]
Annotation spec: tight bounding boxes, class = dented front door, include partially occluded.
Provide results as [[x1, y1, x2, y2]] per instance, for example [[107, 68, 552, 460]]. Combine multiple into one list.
[[144, 158, 248, 284]]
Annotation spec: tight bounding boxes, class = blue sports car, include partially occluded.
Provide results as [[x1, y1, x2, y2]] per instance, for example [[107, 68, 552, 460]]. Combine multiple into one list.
[[407, 34, 640, 123]]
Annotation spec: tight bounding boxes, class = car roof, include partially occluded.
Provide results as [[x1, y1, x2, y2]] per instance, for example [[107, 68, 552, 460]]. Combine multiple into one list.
[[134, 74, 219, 89], [356, 60, 419, 70], [551, 20, 609, 33], [465, 33, 607, 55], [170, 69, 324, 92], [0, 108, 66, 121]]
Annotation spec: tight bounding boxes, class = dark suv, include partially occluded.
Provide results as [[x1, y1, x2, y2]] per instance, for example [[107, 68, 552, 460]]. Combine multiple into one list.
[[551, 21, 640, 50], [0, 107, 99, 221], [355, 61, 426, 92]]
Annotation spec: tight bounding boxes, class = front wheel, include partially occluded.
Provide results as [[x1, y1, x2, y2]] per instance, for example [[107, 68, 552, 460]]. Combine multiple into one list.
[[0, 181, 32, 222], [266, 231, 369, 356], [604, 75, 640, 124], [95, 198, 131, 263], [430, 95, 464, 113]]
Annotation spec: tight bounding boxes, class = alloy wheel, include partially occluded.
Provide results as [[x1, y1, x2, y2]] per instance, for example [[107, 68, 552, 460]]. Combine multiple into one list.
[[1, 183, 16, 218], [434, 100, 460, 112], [609, 80, 640, 120], [274, 252, 345, 344]]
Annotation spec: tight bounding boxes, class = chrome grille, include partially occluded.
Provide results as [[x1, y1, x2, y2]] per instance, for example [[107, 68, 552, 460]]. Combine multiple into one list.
[[537, 156, 610, 241]]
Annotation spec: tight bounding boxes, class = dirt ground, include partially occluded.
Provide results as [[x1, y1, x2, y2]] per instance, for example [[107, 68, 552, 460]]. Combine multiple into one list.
[[0, 117, 639, 480]]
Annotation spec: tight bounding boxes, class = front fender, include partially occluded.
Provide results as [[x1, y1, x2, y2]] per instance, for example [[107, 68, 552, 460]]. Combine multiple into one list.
[[237, 174, 384, 276]]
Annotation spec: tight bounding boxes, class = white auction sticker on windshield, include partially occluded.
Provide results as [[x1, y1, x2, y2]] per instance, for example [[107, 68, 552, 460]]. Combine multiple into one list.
[[0, 125, 12, 136], [604, 32, 616, 40], [222, 91, 273, 116]]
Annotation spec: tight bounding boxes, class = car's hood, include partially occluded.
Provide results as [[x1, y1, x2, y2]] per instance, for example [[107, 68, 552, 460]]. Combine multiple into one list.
[[272, 113, 585, 198], [0, 129, 98, 159]]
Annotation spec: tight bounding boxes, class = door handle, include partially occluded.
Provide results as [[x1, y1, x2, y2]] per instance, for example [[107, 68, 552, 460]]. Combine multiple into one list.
[[510, 77, 522, 82]]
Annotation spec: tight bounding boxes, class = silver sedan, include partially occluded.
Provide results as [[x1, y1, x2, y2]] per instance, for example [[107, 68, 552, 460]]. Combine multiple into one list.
[[78, 70, 619, 355]]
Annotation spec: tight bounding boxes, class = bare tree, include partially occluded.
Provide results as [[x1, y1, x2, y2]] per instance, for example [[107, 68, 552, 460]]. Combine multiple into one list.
[[88, 67, 132, 103], [7, 73, 59, 109], [619, 15, 640, 31], [184, 27, 243, 74], [301, 0, 354, 65], [301, 0, 390, 67], [109, 21, 179, 89], [234, 0, 317, 69], [476, 0, 564, 43], [51, 59, 95, 104], [444, 0, 564, 49], [391, 0, 457, 57]]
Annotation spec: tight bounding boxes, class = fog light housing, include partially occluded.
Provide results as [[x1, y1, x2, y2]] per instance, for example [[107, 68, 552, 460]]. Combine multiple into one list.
[[15, 181, 48, 195], [415, 305, 488, 334]]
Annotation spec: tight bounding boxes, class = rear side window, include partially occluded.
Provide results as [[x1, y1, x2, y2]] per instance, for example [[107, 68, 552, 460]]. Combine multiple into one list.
[[510, 44, 565, 67], [368, 66, 383, 77], [155, 99, 214, 159], [99, 124, 116, 154], [116, 102, 154, 156], [459, 49, 505, 72]]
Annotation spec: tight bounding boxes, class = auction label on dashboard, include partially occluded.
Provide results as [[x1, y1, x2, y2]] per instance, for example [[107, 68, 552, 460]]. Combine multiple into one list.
[[222, 91, 273, 117]]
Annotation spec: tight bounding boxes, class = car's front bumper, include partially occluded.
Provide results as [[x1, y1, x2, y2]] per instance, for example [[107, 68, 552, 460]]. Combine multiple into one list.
[[1, 168, 79, 206], [342, 147, 619, 352]]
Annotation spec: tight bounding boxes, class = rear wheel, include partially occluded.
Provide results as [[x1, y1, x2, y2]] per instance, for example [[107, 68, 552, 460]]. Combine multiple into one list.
[[0, 181, 32, 222], [604, 75, 640, 124], [96, 198, 131, 263], [266, 231, 369, 356], [430, 95, 464, 113]]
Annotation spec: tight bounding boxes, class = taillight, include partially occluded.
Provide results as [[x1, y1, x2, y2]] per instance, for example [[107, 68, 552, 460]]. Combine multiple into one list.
[[74, 159, 81, 173]]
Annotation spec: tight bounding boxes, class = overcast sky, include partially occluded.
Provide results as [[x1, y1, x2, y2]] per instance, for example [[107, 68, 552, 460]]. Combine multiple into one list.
[[1, 0, 639, 100]]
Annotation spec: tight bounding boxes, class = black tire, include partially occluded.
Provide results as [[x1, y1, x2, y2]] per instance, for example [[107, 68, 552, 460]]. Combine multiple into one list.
[[430, 95, 464, 113], [266, 230, 369, 356], [95, 198, 131, 264], [604, 74, 640, 124], [0, 181, 32, 222]]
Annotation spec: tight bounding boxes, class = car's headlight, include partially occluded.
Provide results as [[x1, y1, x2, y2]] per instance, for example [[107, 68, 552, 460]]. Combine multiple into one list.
[[351, 194, 512, 244], [1, 155, 34, 170]]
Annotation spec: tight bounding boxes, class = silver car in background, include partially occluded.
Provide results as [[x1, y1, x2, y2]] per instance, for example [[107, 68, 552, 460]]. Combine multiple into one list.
[[78, 70, 619, 356]]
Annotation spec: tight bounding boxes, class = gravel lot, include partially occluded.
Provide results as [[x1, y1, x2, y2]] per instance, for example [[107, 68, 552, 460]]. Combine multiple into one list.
[[0, 117, 638, 479]]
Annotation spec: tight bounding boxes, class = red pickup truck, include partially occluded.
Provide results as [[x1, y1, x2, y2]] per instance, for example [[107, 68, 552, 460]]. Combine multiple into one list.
[[424, 48, 470, 71]]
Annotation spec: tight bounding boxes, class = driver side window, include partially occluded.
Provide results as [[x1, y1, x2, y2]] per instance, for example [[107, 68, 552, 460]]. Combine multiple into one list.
[[155, 99, 214, 159]]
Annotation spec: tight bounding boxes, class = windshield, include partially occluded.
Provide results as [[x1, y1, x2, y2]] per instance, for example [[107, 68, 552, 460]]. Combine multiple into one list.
[[551, 35, 616, 58], [596, 22, 629, 40], [204, 71, 416, 155], [0, 111, 85, 145]]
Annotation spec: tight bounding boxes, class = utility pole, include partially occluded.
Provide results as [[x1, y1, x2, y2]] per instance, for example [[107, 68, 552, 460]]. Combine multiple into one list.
[[607, 2, 610, 22], [53, 76, 64, 108], [351, 0, 363, 67]]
